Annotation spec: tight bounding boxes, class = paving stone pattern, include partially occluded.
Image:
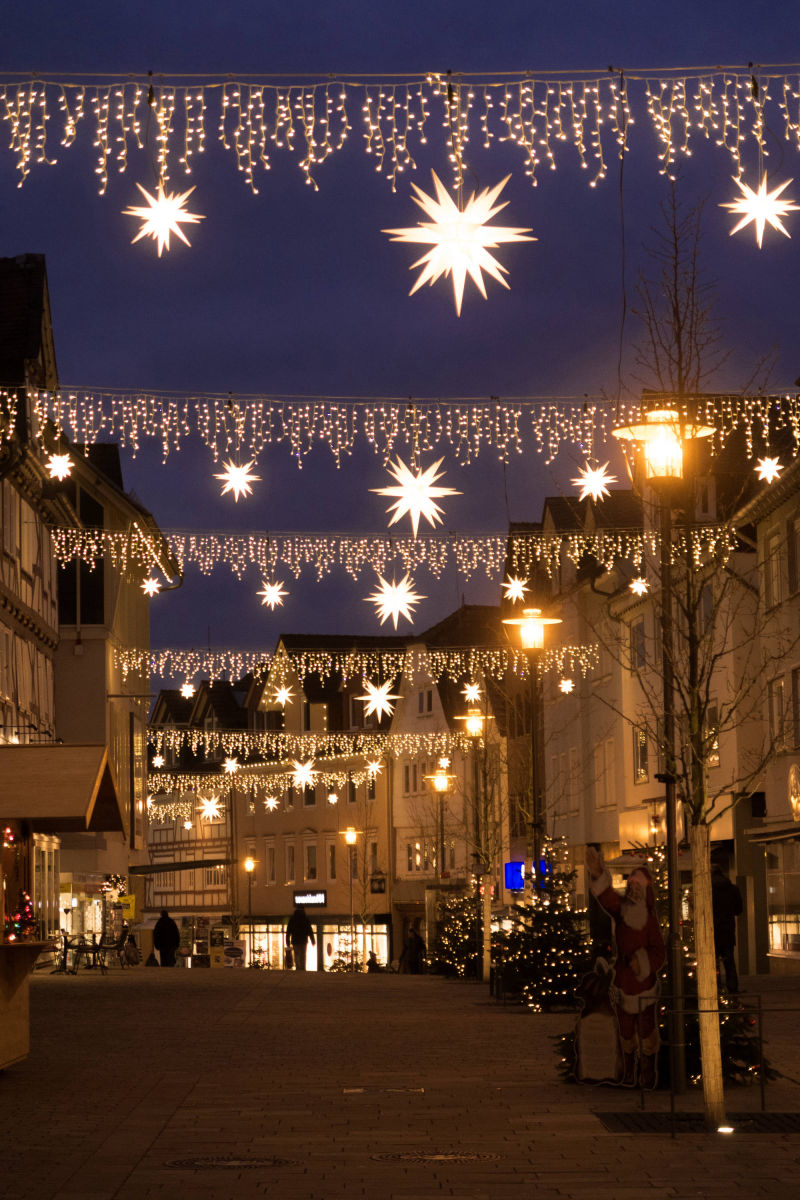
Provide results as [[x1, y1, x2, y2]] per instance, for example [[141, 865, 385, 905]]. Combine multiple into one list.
[[1, 970, 800, 1198]]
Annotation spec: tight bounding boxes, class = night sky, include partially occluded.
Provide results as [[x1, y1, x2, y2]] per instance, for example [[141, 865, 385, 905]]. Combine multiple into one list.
[[4, 3, 800, 674]]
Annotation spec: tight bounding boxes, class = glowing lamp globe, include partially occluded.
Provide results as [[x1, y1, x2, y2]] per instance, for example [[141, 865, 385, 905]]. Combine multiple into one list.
[[344, 826, 358, 846], [424, 759, 455, 793], [612, 408, 714, 481], [502, 607, 561, 650], [244, 856, 255, 873]]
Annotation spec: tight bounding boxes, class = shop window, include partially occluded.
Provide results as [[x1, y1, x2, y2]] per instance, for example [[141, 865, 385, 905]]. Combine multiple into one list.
[[767, 840, 800, 953]]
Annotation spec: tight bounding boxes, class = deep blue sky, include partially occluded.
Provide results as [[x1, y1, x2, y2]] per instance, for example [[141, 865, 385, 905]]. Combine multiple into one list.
[[4, 3, 800, 672]]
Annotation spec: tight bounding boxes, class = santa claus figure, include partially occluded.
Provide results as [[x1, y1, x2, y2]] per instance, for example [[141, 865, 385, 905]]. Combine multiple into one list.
[[585, 846, 666, 1088]]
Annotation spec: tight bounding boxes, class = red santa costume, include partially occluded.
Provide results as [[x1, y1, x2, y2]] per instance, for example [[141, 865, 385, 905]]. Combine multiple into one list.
[[589, 863, 666, 1088]]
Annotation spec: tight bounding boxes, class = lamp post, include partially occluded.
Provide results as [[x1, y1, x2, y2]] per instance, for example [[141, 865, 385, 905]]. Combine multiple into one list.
[[612, 405, 714, 1094], [244, 856, 255, 965], [501, 607, 562, 884], [423, 758, 456, 950], [344, 826, 358, 972], [455, 708, 494, 982]]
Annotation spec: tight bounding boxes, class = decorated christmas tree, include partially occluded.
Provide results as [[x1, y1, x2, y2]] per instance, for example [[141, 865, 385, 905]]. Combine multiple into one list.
[[433, 893, 480, 978], [3, 890, 36, 942], [494, 835, 591, 1012]]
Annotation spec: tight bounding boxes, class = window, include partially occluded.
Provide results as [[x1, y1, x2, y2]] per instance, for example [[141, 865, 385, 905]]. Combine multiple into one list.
[[328, 842, 337, 880], [367, 773, 376, 801], [350, 844, 358, 879], [204, 862, 227, 888], [286, 842, 295, 883], [369, 842, 378, 874], [348, 778, 356, 804], [153, 864, 175, 890], [770, 677, 787, 750], [568, 746, 580, 814], [418, 689, 433, 714], [792, 668, 800, 749], [285, 786, 295, 811], [704, 703, 720, 768], [594, 738, 617, 807], [304, 785, 316, 807], [788, 517, 800, 594], [630, 619, 646, 671], [304, 843, 317, 881], [632, 726, 648, 784], [764, 530, 782, 608], [265, 842, 276, 884]]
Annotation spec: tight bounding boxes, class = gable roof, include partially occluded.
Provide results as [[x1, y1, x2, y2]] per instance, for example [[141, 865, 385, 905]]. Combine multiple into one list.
[[0, 744, 123, 832]]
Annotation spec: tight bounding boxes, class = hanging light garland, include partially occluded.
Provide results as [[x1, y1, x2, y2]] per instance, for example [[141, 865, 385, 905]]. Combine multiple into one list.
[[2, 67, 799, 194], [147, 765, 378, 817], [149, 726, 479, 759], [119, 640, 599, 686]]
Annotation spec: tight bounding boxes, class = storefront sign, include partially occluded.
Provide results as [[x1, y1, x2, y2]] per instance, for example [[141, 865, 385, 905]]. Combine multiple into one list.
[[293, 889, 327, 907]]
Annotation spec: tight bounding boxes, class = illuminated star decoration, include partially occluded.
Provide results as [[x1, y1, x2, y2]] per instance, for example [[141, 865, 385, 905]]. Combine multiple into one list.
[[571, 461, 617, 502], [180, 682, 196, 699], [502, 575, 529, 603], [559, 678, 575, 694], [198, 795, 222, 821], [274, 685, 294, 707], [357, 679, 401, 720], [264, 796, 279, 812], [371, 456, 460, 537], [123, 182, 205, 256], [152, 754, 165, 769], [214, 459, 260, 502], [462, 682, 482, 704], [258, 580, 288, 609], [367, 759, 384, 778], [46, 453, 72, 481], [290, 759, 317, 789], [720, 173, 799, 248], [756, 457, 783, 484], [366, 572, 424, 628], [629, 577, 650, 596], [224, 757, 239, 775], [383, 172, 535, 315], [141, 577, 162, 597]]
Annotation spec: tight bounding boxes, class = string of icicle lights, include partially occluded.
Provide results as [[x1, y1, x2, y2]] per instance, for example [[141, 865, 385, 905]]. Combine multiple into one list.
[[147, 769, 377, 820], [3, 67, 800, 193], [15, 388, 612, 466], [53, 523, 739, 585], [119, 642, 599, 686], [7, 389, 800, 466], [149, 728, 476, 759]]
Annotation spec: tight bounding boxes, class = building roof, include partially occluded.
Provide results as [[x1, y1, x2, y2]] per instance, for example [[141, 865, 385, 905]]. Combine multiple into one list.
[[0, 744, 123, 832], [0, 253, 58, 387], [417, 603, 504, 647]]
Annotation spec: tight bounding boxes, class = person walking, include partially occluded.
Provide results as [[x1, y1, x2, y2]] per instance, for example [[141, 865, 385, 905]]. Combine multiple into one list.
[[285, 904, 315, 971], [711, 863, 744, 993], [153, 909, 181, 967]]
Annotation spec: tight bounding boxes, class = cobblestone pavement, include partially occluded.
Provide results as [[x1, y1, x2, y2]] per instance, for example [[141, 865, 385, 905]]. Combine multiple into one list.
[[2, 969, 800, 1199]]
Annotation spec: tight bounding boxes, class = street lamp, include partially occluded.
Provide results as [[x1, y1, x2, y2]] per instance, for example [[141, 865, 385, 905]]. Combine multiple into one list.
[[454, 708, 495, 982], [244, 856, 255, 965], [423, 757, 457, 948], [612, 404, 714, 1095], [501, 607, 562, 882], [344, 826, 358, 972]]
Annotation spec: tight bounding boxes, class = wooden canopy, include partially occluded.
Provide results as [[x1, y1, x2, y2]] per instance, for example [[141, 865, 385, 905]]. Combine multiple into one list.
[[0, 745, 124, 833]]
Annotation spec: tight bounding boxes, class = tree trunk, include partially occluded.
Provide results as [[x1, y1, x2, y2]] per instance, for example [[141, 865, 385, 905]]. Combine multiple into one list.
[[689, 821, 727, 1128]]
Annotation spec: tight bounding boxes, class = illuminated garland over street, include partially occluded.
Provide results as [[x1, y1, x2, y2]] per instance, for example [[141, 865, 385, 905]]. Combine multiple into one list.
[[52, 522, 739, 584], [119, 641, 599, 684], [147, 767, 376, 820], [19, 388, 610, 466], [1, 67, 798, 193], [149, 727, 475, 758]]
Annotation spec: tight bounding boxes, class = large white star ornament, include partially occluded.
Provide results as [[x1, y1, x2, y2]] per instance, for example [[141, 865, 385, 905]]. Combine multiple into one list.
[[46, 453, 73, 481], [274, 685, 294, 707], [372, 456, 460, 536], [462, 682, 482, 704], [721, 174, 799, 248], [571, 461, 617, 502], [290, 759, 317, 789], [357, 680, 401, 721], [198, 795, 223, 821], [365, 572, 425, 628], [123, 182, 205, 256], [264, 795, 279, 812], [258, 580, 288, 609], [180, 682, 196, 699], [502, 575, 529, 603], [756, 457, 783, 484], [141, 577, 162, 597], [367, 759, 384, 778], [224, 757, 239, 775], [214, 459, 260, 501], [629, 577, 650, 596], [383, 172, 535, 315]]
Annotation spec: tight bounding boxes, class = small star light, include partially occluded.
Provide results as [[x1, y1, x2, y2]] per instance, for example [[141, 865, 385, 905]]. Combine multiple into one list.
[[141, 577, 162, 597], [214, 459, 260, 502], [152, 754, 165, 769], [502, 575, 529, 603], [46, 453, 72, 481], [721, 173, 799, 248], [371, 456, 460, 537], [123, 182, 205, 256], [257, 580, 288, 609], [559, 678, 575, 695], [180, 682, 196, 699], [571, 461, 617, 502], [366, 572, 424, 628], [290, 759, 317, 789], [629, 577, 650, 596], [198, 795, 222, 821], [367, 759, 384, 778], [274, 685, 294, 707], [357, 679, 401, 720], [462, 682, 482, 704], [756, 457, 783, 484], [224, 757, 239, 775], [264, 795, 279, 812], [383, 172, 535, 315]]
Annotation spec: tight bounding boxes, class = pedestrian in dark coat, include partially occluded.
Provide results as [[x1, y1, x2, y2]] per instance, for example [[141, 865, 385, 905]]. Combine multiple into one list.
[[286, 905, 315, 971], [711, 863, 743, 993], [153, 910, 181, 967]]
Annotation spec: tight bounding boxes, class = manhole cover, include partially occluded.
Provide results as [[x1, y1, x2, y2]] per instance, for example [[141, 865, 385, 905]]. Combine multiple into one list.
[[371, 1152, 499, 1164], [167, 1155, 295, 1170], [596, 1112, 800, 1134]]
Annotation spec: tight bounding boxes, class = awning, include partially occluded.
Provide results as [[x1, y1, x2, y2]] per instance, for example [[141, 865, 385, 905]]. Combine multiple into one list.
[[746, 820, 800, 844], [0, 744, 124, 833]]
